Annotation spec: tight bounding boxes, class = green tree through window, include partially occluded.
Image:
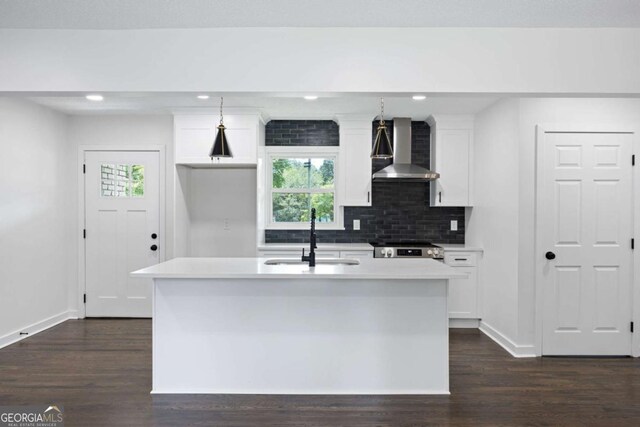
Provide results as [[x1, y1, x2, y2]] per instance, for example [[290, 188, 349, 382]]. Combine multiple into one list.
[[272, 157, 335, 223]]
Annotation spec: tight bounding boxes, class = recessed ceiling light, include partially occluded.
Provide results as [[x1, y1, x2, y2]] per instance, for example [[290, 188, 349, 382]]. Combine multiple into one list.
[[412, 95, 426, 101], [197, 95, 210, 100], [86, 94, 104, 102], [304, 96, 318, 101]]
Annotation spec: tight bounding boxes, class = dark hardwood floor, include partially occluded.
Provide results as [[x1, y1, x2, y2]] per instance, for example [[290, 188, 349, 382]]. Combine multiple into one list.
[[0, 319, 639, 426]]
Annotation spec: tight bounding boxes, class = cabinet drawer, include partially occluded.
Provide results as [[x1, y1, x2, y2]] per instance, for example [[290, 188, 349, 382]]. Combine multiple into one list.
[[444, 252, 477, 267]]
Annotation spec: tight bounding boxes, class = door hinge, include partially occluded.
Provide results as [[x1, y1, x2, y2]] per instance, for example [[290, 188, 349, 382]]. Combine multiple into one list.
[[83, 164, 86, 174], [83, 229, 86, 239], [83, 294, 86, 304], [631, 322, 634, 333]]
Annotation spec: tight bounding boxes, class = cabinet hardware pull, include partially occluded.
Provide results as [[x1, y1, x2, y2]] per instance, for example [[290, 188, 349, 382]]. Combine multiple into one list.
[[454, 258, 467, 261], [439, 191, 442, 203], [367, 191, 370, 203]]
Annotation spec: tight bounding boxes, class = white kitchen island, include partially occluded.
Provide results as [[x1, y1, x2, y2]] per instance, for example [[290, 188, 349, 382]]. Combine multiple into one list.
[[131, 257, 465, 395]]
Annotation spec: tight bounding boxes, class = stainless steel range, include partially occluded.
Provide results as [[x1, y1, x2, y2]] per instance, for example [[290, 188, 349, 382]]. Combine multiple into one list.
[[371, 242, 445, 259]]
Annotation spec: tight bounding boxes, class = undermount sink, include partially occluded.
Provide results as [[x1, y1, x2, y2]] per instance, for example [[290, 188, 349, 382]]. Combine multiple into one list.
[[264, 258, 360, 266]]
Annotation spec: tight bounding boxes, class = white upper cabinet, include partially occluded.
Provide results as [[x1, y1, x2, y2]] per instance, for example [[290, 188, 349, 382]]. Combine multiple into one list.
[[427, 115, 474, 207], [174, 111, 264, 167], [336, 116, 372, 206]]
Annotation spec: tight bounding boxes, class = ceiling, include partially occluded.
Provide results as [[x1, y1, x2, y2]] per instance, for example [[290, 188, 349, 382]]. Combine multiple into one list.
[[1, 0, 639, 29], [26, 93, 499, 119]]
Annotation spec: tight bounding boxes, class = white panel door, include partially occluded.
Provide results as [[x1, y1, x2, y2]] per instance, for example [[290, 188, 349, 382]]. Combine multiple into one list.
[[539, 131, 633, 355], [85, 151, 160, 317]]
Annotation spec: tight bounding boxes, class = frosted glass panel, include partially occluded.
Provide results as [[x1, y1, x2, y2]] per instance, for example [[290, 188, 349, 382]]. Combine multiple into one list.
[[101, 164, 144, 198]]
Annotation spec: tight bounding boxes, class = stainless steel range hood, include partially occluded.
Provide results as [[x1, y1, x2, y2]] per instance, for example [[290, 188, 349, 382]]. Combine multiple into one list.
[[372, 118, 440, 181]]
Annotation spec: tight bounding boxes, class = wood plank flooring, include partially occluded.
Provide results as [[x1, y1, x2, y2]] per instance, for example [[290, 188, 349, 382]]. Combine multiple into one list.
[[0, 319, 639, 426]]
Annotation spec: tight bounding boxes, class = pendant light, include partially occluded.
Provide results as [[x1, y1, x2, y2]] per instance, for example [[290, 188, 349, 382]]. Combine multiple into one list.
[[210, 97, 232, 159], [370, 97, 393, 159]]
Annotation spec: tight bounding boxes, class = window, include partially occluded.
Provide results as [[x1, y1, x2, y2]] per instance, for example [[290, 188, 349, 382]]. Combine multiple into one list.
[[101, 164, 144, 198], [267, 148, 340, 228]]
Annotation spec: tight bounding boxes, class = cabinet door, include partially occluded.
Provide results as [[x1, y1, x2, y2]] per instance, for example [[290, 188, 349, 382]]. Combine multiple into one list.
[[431, 128, 471, 207], [339, 124, 372, 206], [340, 250, 373, 260], [447, 266, 477, 319], [174, 114, 258, 166]]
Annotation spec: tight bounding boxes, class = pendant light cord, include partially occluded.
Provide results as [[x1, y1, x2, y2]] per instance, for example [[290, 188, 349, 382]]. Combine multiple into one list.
[[220, 97, 224, 125], [379, 97, 385, 126]]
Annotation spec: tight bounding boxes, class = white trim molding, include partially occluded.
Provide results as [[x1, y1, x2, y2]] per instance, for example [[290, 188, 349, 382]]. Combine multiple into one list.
[[0, 311, 77, 350], [534, 124, 640, 358], [479, 321, 536, 358], [264, 146, 343, 230], [449, 319, 480, 329]]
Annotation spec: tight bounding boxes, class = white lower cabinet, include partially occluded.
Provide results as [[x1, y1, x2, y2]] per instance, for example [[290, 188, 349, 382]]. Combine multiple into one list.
[[444, 252, 479, 320]]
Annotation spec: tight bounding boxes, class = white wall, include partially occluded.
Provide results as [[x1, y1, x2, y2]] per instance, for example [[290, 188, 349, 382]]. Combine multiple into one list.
[[467, 98, 520, 345], [471, 97, 640, 354], [0, 98, 73, 346], [1, 28, 639, 94], [66, 114, 174, 310], [187, 168, 257, 257], [516, 98, 640, 347]]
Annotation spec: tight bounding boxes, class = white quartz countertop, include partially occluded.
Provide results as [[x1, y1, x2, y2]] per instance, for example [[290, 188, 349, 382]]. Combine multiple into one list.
[[131, 257, 466, 280], [435, 243, 484, 252], [258, 243, 373, 251]]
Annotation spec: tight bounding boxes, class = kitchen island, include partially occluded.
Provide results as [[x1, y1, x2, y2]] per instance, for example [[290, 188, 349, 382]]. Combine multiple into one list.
[[131, 257, 465, 395]]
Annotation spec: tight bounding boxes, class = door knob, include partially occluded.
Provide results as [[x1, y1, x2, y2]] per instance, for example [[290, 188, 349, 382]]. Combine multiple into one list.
[[545, 251, 556, 260], [151, 233, 158, 239], [150, 244, 158, 251]]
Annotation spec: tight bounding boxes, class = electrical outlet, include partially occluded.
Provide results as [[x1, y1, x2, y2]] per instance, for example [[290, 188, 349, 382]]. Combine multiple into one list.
[[353, 219, 361, 231], [450, 220, 458, 231]]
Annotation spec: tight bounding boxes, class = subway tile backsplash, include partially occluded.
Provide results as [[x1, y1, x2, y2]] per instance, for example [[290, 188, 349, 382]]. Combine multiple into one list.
[[264, 120, 466, 244]]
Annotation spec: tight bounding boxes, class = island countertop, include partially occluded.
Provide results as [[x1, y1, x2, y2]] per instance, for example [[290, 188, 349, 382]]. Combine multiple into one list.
[[131, 257, 466, 280]]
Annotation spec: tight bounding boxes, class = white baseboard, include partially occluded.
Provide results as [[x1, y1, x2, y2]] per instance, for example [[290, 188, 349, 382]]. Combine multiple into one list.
[[479, 321, 536, 358], [0, 310, 75, 350], [449, 318, 480, 328]]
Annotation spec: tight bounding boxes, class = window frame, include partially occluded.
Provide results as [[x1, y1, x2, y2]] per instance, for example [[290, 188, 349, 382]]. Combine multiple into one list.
[[266, 146, 343, 230]]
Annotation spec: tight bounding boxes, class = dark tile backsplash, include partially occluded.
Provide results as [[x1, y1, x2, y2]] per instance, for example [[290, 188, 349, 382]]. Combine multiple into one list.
[[266, 120, 339, 146], [265, 120, 466, 244]]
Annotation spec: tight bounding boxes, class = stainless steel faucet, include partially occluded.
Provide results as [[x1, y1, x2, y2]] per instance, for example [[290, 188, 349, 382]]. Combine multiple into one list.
[[301, 208, 317, 267]]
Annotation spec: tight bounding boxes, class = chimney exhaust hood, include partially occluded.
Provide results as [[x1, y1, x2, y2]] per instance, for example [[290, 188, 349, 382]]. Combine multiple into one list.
[[372, 118, 440, 181]]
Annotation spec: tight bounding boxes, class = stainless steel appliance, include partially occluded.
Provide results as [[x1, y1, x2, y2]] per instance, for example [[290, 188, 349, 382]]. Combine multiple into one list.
[[371, 242, 444, 259], [371, 118, 440, 181]]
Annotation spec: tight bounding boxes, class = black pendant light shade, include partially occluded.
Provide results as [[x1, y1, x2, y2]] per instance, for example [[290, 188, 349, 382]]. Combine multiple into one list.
[[371, 122, 393, 159], [210, 97, 232, 159], [371, 97, 394, 159], [210, 124, 232, 158]]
